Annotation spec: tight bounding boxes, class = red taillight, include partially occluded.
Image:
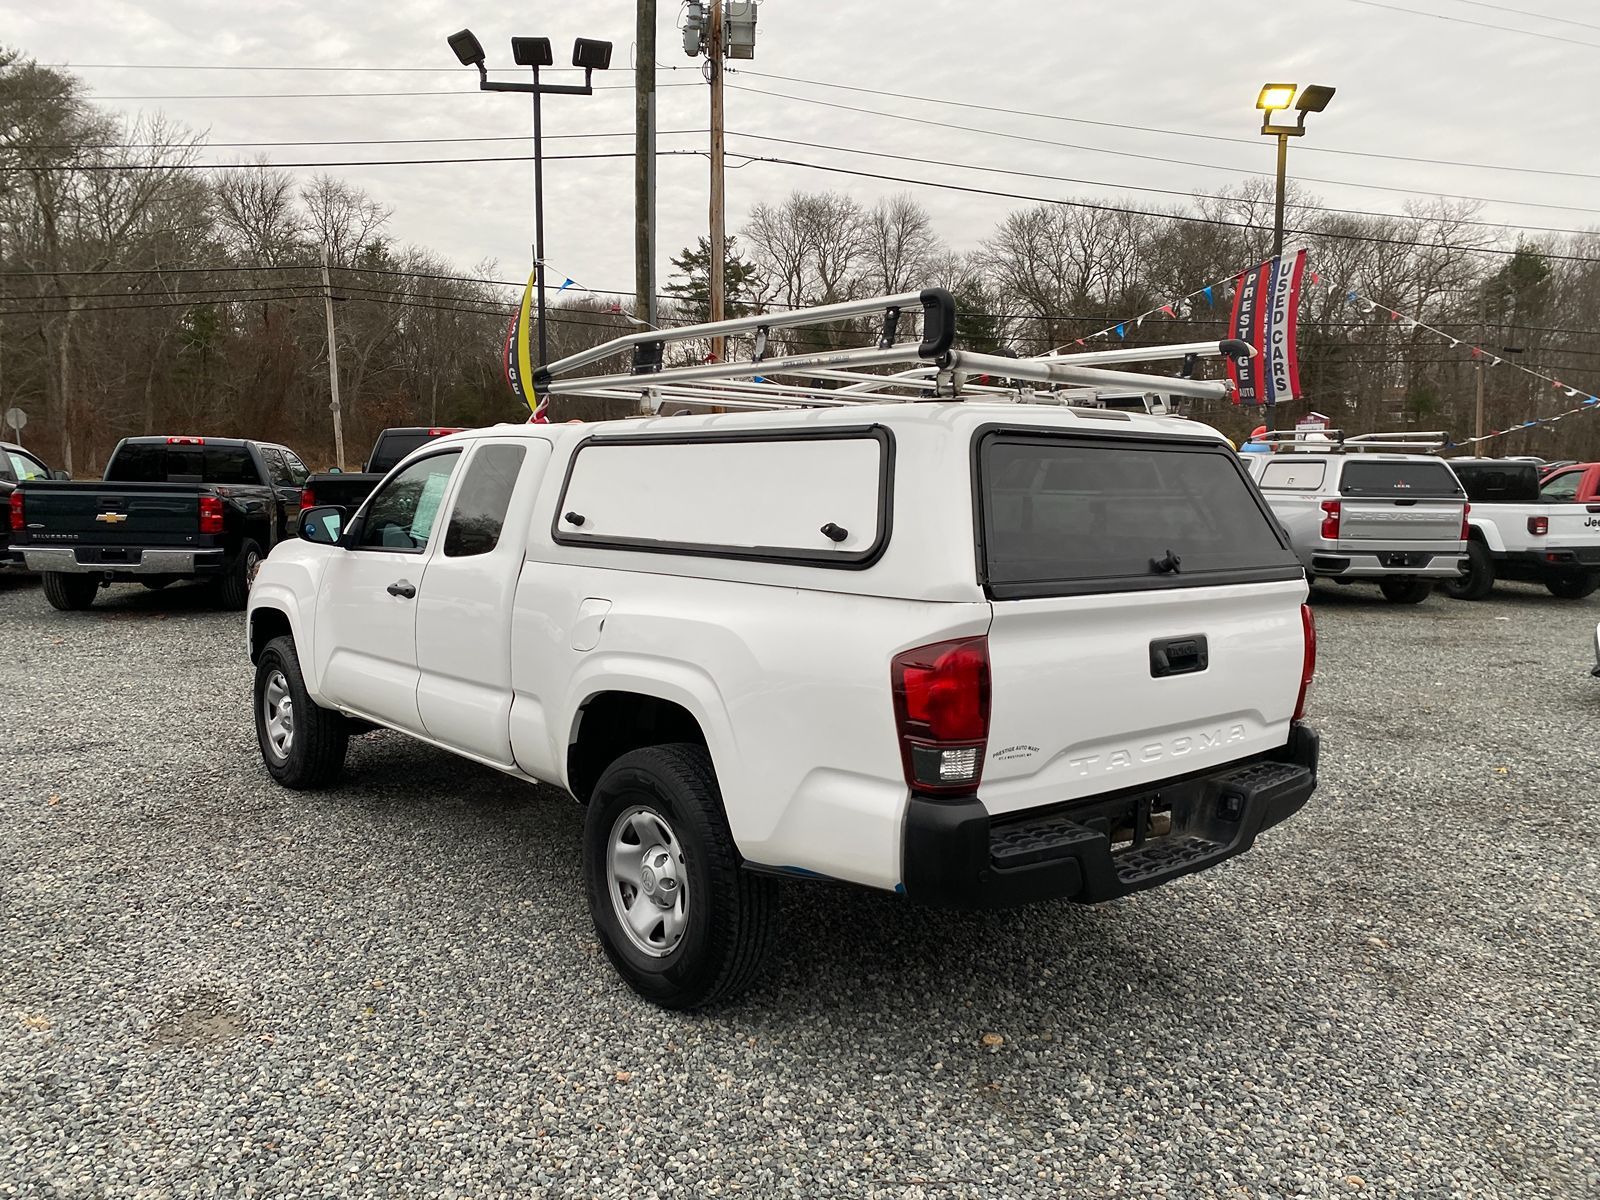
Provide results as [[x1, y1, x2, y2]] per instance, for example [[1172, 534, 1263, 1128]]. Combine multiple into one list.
[[427, 427, 462, 437], [8, 490, 22, 532], [1461, 502, 1471, 541], [1294, 603, 1317, 722], [891, 636, 991, 796], [1319, 499, 1341, 540], [299, 487, 315, 510], [199, 494, 225, 535], [1528, 514, 1548, 536], [166, 436, 205, 445]]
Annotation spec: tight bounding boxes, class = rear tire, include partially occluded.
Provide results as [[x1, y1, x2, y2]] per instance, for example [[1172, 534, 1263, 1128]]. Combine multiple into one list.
[[215, 539, 262, 611], [254, 635, 348, 789], [1379, 578, 1433, 604], [1440, 540, 1494, 601], [583, 744, 776, 1010], [42, 572, 98, 611], [1545, 571, 1600, 600]]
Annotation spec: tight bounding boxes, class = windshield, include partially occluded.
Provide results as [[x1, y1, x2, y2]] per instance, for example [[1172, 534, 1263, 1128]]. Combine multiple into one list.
[[978, 433, 1299, 598]]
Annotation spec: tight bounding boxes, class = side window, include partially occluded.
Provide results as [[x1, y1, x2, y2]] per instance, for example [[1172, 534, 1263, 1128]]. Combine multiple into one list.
[[281, 450, 309, 486], [443, 444, 527, 558], [12, 451, 50, 481], [260, 447, 294, 488], [1540, 472, 1580, 503], [355, 452, 460, 552]]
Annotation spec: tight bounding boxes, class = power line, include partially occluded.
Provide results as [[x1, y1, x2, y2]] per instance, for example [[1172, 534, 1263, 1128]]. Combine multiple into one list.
[[728, 81, 1600, 220], [47, 62, 699, 74], [67, 82, 701, 100], [734, 68, 1600, 184], [0, 150, 707, 173], [731, 152, 1600, 266], [7, 129, 708, 151], [1446, 0, 1600, 32], [1341, 0, 1600, 46], [723, 130, 1600, 240]]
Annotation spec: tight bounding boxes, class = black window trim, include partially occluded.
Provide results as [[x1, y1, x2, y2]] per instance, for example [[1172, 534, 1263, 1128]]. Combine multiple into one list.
[[1337, 458, 1465, 499], [550, 425, 896, 570], [347, 446, 464, 556], [970, 423, 1304, 601]]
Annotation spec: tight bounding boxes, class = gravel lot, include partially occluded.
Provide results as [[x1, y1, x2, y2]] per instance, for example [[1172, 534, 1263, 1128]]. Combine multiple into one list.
[[2, 573, 1597, 1199]]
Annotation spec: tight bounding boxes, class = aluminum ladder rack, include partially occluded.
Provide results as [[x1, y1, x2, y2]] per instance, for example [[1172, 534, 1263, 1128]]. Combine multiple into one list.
[[537, 287, 1254, 414]]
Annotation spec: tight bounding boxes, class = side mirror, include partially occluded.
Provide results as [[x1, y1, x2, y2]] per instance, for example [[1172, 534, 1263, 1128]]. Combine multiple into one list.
[[299, 505, 349, 546], [51, 469, 71, 481]]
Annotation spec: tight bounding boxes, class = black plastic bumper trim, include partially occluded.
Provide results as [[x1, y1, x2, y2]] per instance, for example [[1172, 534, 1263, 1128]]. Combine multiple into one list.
[[901, 723, 1319, 909]]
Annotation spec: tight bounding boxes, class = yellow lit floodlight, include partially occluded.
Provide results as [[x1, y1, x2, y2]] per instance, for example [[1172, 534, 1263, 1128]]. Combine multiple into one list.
[[1257, 83, 1296, 112]]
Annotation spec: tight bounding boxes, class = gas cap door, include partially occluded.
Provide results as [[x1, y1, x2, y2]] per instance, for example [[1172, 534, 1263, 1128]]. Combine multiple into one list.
[[571, 597, 612, 652]]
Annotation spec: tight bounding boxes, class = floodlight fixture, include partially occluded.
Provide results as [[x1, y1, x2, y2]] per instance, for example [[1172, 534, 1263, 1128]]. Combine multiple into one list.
[[448, 28, 486, 67], [1295, 84, 1336, 113], [511, 36, 554, 67], [572, 38, 613, 71], [1256, 83, 1296, 112]]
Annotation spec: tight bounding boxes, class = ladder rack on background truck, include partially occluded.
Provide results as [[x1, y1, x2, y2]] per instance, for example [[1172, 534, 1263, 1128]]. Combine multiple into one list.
[[1258, 430, 1451, 454], [535, 287, 1253, 415]]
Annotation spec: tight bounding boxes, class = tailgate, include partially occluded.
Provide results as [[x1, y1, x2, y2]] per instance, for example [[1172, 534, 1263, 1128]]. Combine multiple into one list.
[[1337, 459, 1465, 547], [1335, 497, 1464, 547], [973, 429, 1307, 816], [18, 484, 201, 547], [982, 582, 1306, 814], [1546, 502, 1600, 549]]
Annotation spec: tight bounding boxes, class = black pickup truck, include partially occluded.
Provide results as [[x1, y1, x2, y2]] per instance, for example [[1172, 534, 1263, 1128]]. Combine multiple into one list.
[[298, 426, 464, 511], [10, 436, 310, 611]]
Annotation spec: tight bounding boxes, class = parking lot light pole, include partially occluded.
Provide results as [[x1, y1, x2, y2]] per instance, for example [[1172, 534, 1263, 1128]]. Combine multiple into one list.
[[448, 28, 613, 408], [1256, 83, 1335, 432]]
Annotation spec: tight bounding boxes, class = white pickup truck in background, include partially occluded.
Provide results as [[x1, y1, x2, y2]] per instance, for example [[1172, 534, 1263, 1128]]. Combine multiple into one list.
[[1443, 458, 1600, 600], [1244, 447, 1468, 603], [246, 406, 1320, 1008]]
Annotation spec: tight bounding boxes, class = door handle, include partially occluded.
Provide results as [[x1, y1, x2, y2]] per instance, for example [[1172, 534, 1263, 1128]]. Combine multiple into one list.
[[386, 580, 416, 599], [1150, 634, 1209, 678]]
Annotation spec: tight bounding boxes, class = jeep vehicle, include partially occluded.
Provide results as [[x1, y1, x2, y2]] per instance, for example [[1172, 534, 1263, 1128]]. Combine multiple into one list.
[[1243, 433, 1468, 603], [246, 290, 1319, 1008], [1444, 457, 1600, 599], [10, 436, 308, 610]]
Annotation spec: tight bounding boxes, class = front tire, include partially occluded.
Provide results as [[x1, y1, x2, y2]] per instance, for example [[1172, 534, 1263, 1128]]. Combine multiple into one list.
[[215, 539, 262, 611], [42, 572, 98, 611], [254, 635, 348, 789], [1545, 571, 1600, 600], [583, 744, 776, 1010], [1440, 540, 1495, 601], [1379, 578, 1433, 604]]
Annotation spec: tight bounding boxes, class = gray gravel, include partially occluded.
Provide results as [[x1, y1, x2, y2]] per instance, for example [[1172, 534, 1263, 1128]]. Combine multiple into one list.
[[1, 573, 1597, 1199]]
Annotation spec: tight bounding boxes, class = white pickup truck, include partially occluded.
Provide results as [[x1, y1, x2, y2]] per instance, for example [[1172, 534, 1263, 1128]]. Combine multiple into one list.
[[1443, 458, 1600, 600], [1243, 447, 1468, 603], [245, 293, 1319, 1008]]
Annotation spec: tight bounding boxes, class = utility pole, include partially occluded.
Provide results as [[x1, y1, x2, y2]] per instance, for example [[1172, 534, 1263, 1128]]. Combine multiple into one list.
[[320, 246, 346, 471], [1474, 284, 1486, 443], [707, 0, 726, 363], [636, 0, 658, 329]]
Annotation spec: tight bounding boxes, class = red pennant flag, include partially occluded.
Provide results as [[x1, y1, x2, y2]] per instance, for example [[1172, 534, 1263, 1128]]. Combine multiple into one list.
[[1159, 304, 1176, 318], [1075, 338, 1085, 346], [1552, 380, 1563, 389], [1471, 347, 1484, 359], [1310, 271, 1321, 285], [1390, 310, 1402, 320]]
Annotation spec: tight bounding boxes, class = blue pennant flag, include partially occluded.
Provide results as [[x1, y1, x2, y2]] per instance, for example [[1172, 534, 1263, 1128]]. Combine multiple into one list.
[[1115, 323, 1126, 339], [1202, 285, 1214, 306], [1588, 397, 1600, 406], [1346, 290, 1359, 304], [558, 278, 575, 292]]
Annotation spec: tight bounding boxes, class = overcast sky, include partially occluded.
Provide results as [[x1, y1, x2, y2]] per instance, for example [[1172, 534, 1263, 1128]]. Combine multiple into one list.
[[10, 0, 1598, 299]]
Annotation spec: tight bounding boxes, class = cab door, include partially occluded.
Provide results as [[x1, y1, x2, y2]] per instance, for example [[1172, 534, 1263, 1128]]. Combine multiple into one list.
[[414, 439, 550, 764], [315, 449, 463, 733]]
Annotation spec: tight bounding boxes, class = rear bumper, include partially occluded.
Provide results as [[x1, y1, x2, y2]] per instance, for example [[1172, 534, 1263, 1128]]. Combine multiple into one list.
[[902, 723, 1319, 909], [1310, 551, 1465, 579], [19, 547, 227, 576], [1505, 547, 1600, 569]]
